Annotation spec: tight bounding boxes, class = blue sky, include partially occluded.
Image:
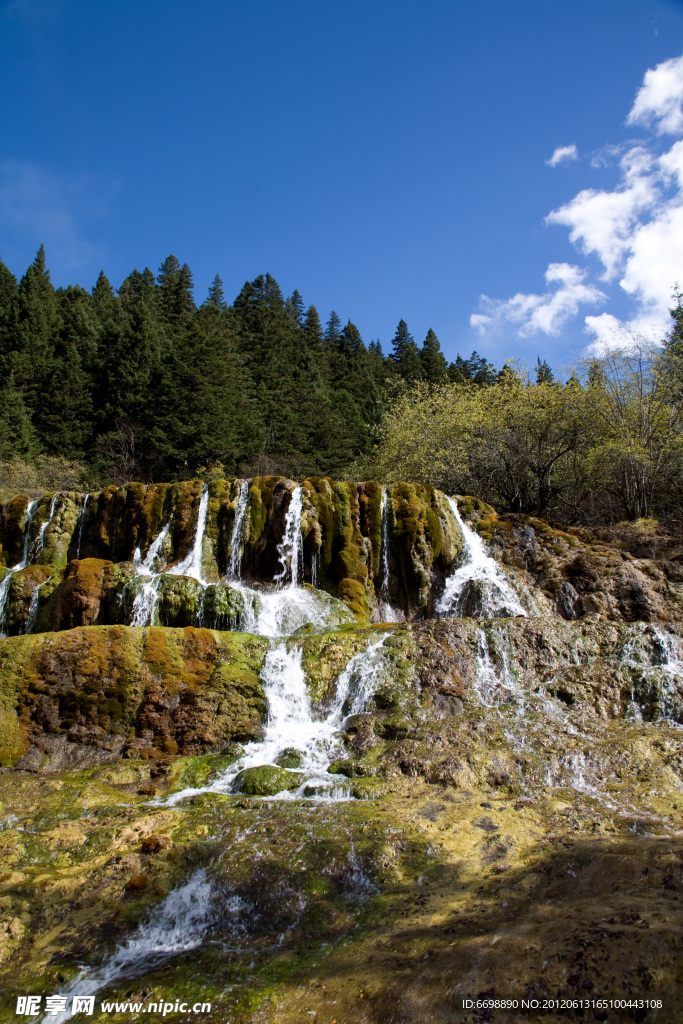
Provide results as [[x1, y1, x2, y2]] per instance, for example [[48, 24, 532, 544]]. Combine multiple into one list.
[[1, 0, 683, 370]]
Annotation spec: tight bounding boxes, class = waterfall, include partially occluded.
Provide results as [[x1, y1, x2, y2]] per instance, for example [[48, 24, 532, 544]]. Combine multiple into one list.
[[29, 494, 59, 562], [380, 488, 390, 597], [229, 480, 249, 578], [76, 494, 89, 559], [437, 496, 526, 618], [24, 583, 43, 634], [39, 870, 214, 1024], [167, 633, 390, 804], [168, 486, 209, 583], [274, 486, 303, 587], [130, 522, 171, 627], [0, 499, 40, 635], [375, 488, 400, 623], [473, 629, 520, 707]]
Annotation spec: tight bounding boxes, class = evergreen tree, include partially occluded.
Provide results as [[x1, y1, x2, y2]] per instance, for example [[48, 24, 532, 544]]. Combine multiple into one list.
[[536, 356, 554, 384], [206, 274, 226, 309], [0, 372, 39, 459], [153, 305, 260, 475], [14, 245, 62, 441], [303, 305, 323, 352], [0, 257, 17, 317], [665, 288, 683, 357], [420, 328, 448, 382], [285, 289, 305, 326], [390, 319, 422, 381], [448, 350, 498, 386], [157, 255, 195, 328], [118, 268, 157, 316], [324, 311, 343, 348], [92, 270, 117, 316]]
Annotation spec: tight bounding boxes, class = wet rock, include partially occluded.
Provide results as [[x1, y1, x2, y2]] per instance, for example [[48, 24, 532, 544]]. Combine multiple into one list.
[[275, 748, 304, 769], [140, 834, 171, 854], [233, 765, 304, 796], [555, 581, 580, 620]]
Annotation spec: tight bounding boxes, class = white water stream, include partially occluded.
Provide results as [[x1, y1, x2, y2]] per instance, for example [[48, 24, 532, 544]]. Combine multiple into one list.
[[273, 486, 303, 587], [374, 488, 401, 623], [167, 632, 391, 805], [75, 494, 89, 559], [130, 522, 172, 627], [39, 870, 214, 1023], [229, 480, 249, 578], [168, 487, 209, 583], [0, 499, 40, 634], [29, 494, 59, 562], [437, 496, 526, 618]]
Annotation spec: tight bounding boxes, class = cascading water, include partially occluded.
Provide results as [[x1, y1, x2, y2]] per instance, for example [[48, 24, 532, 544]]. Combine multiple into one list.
[[167, 633, 391, 805], [473, 628, 521, 708], [273, 486, 303, 587], [229, 480, 249, 578], [76, 494, 89, 559], [169, 486, 209, 583], [29, 494, 59, 562], [437, 496, 526, 618], [374, 488, 400, 623], [24, 582, 46, 634], [130, 522, 171, 627], [40, 870, 214, 1024], [0, 499, 40, 635]]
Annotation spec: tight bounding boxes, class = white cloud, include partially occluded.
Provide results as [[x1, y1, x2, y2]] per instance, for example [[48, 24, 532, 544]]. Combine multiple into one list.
[[546, 144, 578, 167], [470, 264, 605, 337], [545, 146, 658, 279], [627, 54, 683, 135], [0, 159, 117, 275], [472, 54, 683, 349]]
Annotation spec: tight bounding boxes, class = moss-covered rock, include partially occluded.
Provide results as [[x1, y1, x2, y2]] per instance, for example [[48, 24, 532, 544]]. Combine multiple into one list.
[[234, 764, 304, 795], [0, 625, 269, 769], [0, 494, 31, 567], [165, 749, 243, 791]]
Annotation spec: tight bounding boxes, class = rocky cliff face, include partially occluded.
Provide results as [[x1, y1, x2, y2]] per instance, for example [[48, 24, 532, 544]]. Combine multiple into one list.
[[0, 480, 681, 1021]]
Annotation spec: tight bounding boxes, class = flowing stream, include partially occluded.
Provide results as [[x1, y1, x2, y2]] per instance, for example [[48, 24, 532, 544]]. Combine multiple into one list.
[[0, 499, 40, 634], [228, 480, 249, 578], [168, 632, 391, 805], [374, 488, 401, 623], [40, 870, 215, 1023], [437, 496, 526, 618]]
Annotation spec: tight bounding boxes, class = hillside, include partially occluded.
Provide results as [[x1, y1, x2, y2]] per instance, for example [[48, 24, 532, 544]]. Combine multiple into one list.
[[0, 478, 681, 1022]]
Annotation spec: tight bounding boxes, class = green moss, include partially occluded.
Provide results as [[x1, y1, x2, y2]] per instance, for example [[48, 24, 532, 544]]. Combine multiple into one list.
[[234, 764, 304, 795], [0, 495, 30, 567], [337, 577, 368, 621], [156, 575, 203, 627], [166, 749, 243, 791]]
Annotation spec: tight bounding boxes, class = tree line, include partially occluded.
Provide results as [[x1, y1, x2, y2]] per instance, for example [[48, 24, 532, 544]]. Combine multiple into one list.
[[353, 302, 683, 524], [2, 246, 680, 524], [0, 247, 500, 483]]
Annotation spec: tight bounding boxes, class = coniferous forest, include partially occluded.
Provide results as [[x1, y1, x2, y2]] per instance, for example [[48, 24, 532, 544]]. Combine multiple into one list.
[[0, 247, 476, 482], [1, 245, 683, 526]]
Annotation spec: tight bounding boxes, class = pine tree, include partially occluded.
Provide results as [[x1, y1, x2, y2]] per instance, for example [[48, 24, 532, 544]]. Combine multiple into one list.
[[157, 255, 195, 328], [14, 246, 62, 442], [206, 274, 226, 309], [536, 356, 554, 384], [665, 288, 683, 357], [390, 319, 422, 381], [324, 311, 343, 348], [448, 350, 498, 386], [285, 289, 305, 326], [303, 305, 323, 352], [420, 328, 448, 382], [0, 373, 39, 459]]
